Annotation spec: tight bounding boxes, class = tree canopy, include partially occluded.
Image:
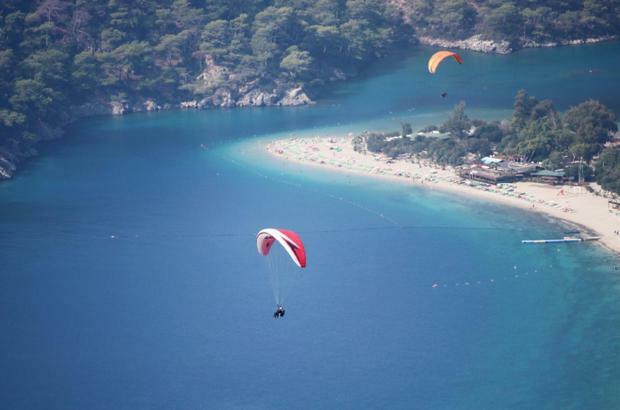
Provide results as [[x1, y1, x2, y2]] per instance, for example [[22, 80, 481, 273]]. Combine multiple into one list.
[[396, 0, 620, 44], [0, 0, 411, 160], [359, 90, 620, 194]]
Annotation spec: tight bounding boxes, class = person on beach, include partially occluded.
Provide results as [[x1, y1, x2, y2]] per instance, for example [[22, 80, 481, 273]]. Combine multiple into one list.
[[273, 305, 285, 318]]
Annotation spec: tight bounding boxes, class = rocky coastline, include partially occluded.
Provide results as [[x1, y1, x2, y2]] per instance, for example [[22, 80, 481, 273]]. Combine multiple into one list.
[[418, 34, 617, 54], [419, 35, 512, 54], [0, 65, 313, 181]]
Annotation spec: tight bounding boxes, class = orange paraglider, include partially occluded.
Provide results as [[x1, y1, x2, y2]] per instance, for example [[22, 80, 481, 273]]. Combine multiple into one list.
[[428, 51, 463, 74]]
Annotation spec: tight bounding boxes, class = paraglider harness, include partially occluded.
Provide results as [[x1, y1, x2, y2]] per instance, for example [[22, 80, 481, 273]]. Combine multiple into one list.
[[273, 305, 285, 318]]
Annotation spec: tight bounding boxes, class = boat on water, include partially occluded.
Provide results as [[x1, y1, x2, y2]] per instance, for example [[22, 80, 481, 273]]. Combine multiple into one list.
[[522, 236, 600, 244]]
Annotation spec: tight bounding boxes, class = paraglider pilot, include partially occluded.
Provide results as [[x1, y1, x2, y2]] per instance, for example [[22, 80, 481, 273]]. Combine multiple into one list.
[[273, 305, 285, 318]]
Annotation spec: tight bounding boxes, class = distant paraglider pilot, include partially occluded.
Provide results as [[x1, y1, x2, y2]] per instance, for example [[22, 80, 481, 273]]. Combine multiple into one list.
[[441, 91, 448, 98], [273, 305, 285, 318]]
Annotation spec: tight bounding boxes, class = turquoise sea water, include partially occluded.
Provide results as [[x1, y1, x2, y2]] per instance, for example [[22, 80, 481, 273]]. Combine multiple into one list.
[[1, 43, 620, 409]]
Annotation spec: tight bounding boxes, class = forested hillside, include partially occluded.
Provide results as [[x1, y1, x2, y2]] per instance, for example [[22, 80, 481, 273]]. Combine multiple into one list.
[[2, 0, 620, 182], [0, 0, 411, 178], [393, 0, 620, 51]]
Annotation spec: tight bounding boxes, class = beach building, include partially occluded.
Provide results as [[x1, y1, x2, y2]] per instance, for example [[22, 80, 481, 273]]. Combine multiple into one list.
[[458, 166, 518, 184], [458, 157, 543, 184], [528, 170, 569, 185], [461, 163, 572, 186], [502, 161, 538, 175]]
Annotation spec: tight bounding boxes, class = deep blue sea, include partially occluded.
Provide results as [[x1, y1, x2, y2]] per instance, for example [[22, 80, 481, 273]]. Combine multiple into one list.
[[1, 43, 620, 409]]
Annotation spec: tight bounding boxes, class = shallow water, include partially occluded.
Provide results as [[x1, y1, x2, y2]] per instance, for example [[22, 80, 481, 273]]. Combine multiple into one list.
[[1, 43, 620, 409]]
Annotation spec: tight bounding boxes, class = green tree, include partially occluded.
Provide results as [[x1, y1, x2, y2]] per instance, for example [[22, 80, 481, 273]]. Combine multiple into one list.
[[529, 99, 560, 128], [441, 101, 471, 138], [595, 148, 620, 194], [98, 41, 153, 88], [473, 123, 503, 143], [481, 2, 522, 41], [200, 20, 232, 61], [339, 19, 371, 60], [543, 150, 566, 170], [251, 7, 294, 67], [22, 48, 70, 89], [511, 89, 538, 131], [0, 49, 15, 102], [521, 7, 555, 42], [280, 46, 313, 78], [10, 78, 60, 122], [515, 121, 555, 162], [426, 0, 476, 39], [72, 51, 101, 97], [564, 99, 617, 145]]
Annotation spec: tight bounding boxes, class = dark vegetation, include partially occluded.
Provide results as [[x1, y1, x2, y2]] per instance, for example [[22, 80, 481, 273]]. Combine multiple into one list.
[[359, 90, 620, 194], [0, 0, 411, 163], [396, 0, 620, 43], [596, 148, 620, 194]]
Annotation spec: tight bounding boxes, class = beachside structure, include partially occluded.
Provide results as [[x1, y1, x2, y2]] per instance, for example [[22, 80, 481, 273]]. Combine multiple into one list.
[[522, 236, 600, 244], [459, 157, 574, 186], [458, 166, 519, 184], [458, 157, 540, 184], [527, 170, 569, 185], [504, 162, 538, 175]]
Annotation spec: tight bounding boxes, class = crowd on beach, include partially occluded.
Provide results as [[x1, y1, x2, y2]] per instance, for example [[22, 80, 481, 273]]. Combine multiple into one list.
[[268, 137, 579, 213], [266, 135, 620, 255]]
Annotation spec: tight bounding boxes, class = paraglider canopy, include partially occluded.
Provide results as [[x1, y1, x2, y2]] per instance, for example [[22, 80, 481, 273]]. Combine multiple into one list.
[[428, 50, 463, 74], [257, 228, 306, 268]]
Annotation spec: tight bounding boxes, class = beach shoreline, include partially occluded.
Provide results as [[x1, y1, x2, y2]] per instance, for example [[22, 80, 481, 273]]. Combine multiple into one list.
[[265, 135, 620, 256]]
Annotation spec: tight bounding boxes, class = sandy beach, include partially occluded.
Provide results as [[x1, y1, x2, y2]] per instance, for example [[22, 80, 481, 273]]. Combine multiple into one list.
[[267, 135, 620, 256]]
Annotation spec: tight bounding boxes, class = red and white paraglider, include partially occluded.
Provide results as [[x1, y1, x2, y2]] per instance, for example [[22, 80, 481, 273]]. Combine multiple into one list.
[[257, 228, 306, 318]]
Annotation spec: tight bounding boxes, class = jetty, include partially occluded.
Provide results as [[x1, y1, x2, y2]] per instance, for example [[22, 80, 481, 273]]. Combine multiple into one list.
[[522, 236, 600, 244]]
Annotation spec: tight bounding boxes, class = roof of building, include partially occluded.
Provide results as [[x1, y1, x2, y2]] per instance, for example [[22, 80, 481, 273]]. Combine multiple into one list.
[[531, 170, 565, 177], [481, 156, 503, 164]]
